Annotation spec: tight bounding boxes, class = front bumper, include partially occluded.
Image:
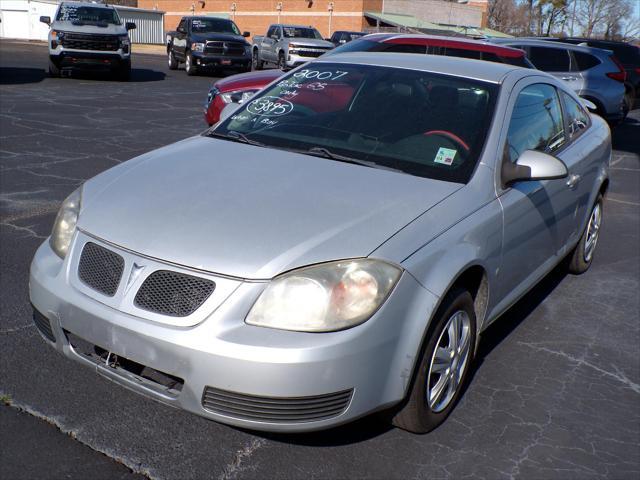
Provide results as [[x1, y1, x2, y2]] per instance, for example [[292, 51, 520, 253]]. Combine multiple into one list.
[[29, 233, 438, 432], [50, 50, 130, 70], [192, 52, 250, 70]]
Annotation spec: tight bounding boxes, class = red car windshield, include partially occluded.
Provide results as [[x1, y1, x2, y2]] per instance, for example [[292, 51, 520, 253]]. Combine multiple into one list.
[[212, 63, 498, 184]]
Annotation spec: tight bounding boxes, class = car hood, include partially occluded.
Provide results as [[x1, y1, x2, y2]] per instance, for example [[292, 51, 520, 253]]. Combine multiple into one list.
[[52, 20, 127, 35], [191, 33, 249, 45], [287, 38, 334, 48], [215, 69, 284, 92], [79, 136, 461, 279]]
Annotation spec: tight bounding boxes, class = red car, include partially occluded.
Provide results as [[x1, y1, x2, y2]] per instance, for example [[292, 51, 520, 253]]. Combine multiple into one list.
[[204, 33, 532, 126]]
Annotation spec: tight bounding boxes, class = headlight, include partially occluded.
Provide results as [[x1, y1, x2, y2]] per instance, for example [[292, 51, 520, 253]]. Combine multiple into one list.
[[192, 42, 205, 52], [246, 259, 402, 332], [220, 89, 258, 104], [50, 187, 82, 259], [119, 34, 130, 46]]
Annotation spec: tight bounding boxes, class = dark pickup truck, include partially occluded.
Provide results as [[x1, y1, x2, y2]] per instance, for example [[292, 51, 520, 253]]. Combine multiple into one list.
[[166, 16, 252, 75]]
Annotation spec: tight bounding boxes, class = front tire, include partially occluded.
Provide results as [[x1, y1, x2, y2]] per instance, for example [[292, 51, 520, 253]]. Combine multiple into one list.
[[392, 289, 477, 433], [168, 49, 178, 70], [277, 51, 287, 71], [252, 49, 263, 70], [568, 194, 603, 274], [115, 60, 131, 81], [185, 51, 197, 76], [48, 58, 60, 77]]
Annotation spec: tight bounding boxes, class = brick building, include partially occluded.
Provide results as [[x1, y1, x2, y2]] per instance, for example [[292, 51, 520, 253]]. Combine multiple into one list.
[[136, 0, 490, 40]]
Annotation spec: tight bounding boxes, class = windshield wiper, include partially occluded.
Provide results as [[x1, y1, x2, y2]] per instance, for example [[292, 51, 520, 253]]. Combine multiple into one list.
[[306, 147, 380, 168], [207, 130, 264, 147]]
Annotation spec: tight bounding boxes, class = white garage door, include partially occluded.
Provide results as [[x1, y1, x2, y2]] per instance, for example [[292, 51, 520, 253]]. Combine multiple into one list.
[[1, 10, 29, 38]]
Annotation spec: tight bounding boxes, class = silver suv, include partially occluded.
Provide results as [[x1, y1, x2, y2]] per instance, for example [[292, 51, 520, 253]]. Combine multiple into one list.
[[40, 1, 136, 80], [491, 38, 626, 123]]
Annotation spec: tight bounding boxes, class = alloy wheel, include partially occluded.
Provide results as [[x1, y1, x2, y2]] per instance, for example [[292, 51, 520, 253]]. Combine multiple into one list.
[[584, 202, 602, 262], [427, 310, 471, 413]]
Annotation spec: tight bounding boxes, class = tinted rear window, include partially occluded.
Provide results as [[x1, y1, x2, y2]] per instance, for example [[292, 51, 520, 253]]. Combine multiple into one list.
[[573, 51, 600, 71], [529, 46, 572, 71]]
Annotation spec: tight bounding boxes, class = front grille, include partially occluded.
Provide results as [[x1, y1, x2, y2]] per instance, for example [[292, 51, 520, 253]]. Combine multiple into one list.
[[296, 48, 330, 58], [134, 270, 215, 317], [202, 387, 353, 423], [204, 41, 246, 56], [78, 242, 124, 297], [61, 32, 120, 51], [33, 308, 55, 342]]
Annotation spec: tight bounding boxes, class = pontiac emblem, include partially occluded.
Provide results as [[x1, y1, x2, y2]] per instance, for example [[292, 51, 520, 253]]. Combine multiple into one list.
[[125, 262, 145, 294]]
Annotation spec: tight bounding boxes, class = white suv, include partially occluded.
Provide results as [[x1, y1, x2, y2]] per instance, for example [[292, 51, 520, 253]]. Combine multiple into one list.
[[40, 1, 136, 80]]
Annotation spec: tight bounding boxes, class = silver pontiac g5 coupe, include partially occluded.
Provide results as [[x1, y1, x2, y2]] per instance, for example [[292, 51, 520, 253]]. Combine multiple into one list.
[[30, 53, 611, 433]]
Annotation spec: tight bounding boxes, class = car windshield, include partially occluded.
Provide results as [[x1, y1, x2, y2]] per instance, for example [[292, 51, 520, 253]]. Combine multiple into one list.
[[283, 27, 322, 39], [191, 18, 240, 35], [56, 4, 120, 25], [212, 63, 497, 184]]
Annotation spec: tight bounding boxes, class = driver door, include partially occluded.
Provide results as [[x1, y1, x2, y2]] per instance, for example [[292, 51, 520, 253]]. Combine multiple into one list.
[[495, 80, 579, 306]]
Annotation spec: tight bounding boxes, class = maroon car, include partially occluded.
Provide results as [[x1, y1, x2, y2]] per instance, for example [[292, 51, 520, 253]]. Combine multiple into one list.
[[204, 33, 532, 126]]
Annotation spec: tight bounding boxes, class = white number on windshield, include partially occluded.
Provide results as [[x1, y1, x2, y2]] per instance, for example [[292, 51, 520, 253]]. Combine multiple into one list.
[[293, 69, 349, 81], [246, 96, 294, 116]]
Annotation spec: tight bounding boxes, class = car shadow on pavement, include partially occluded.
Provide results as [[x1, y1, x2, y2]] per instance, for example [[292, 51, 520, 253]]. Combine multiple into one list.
[[60, 68, 166, 82], [0, 67, 46, 85], [474, 263, 568, 365]]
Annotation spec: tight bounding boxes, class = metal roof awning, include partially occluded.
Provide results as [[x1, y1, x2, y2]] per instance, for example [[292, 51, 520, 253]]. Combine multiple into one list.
[[363, 11, 512, 39]]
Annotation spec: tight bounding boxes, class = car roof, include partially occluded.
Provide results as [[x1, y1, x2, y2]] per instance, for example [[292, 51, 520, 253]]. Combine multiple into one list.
[[277, 24, 319, 29], [361, 33, 526, 58], [492, 37, 611, 56], [315, 52, 521, 83]]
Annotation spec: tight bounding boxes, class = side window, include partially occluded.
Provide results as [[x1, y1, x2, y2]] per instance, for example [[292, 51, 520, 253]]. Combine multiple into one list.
[[442, 47, 482, 60], [562, 92, 590, 140], [267, 26, 276, 38], [381, 43, 426, 54], [177, 19, 186, 32], [528, 46, 572, 71], [506, 84, 566, 162], [572, 51, 600, 71]]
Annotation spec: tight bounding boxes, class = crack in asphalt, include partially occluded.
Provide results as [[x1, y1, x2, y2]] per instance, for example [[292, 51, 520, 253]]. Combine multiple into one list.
[[218, 438, 267, 480], [518, 342, 640, 394]]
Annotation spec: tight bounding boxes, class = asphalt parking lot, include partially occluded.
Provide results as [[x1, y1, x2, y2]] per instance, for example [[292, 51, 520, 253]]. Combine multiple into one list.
[[1, 39, 639, 480]]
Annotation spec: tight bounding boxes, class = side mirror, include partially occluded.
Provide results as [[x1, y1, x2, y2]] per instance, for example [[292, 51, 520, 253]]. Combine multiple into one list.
[[243, 31, 250, 37], [126, 22, 136, 31], [502, 150, 568, 186], [40, 16, 51, 25], [580, 97, 597, 112]]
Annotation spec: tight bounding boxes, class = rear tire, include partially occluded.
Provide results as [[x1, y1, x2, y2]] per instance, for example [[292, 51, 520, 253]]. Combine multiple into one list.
[[185, 51, 197, 76], [252, 49, 263, 70], [48, 59, 60, 77], [568, 194, 603, 274], [392, 288, 477, 433], [168, 49, 178, 70]]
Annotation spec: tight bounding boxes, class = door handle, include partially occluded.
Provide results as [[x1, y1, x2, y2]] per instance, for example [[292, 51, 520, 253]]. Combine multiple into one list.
[[561, 76, 578, 81], [566, 174, 581, 188]]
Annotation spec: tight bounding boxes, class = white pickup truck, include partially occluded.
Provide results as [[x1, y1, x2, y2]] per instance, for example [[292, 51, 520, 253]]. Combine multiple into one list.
[[251, 24, 334, 70]]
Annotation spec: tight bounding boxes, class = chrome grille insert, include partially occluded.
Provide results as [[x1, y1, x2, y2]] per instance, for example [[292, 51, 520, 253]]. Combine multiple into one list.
[[78, 242, 124, 297], [134, 270, 215, 317], [202, 387, 353, 423]]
